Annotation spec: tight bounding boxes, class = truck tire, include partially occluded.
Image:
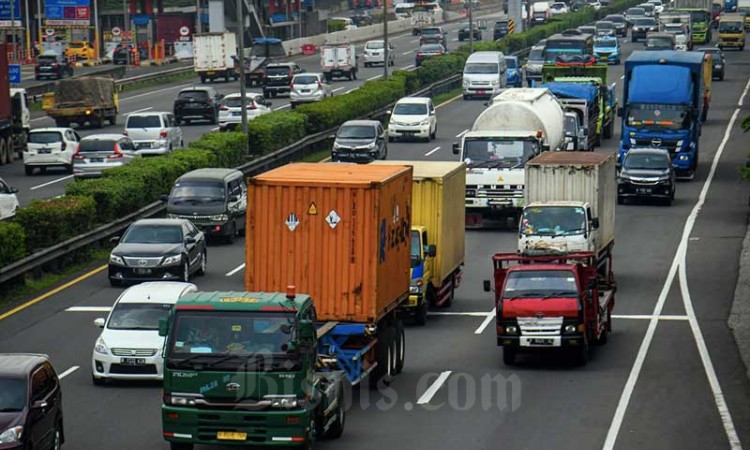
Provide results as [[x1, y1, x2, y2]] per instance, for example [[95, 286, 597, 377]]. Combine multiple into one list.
[[325, 384, 346, 439], [110, 114, 117, 126], [502, 346, 517, 365], [368, 324, 394, 389], [394, 319, 405, 374], [25, 165, 33, 176], [0, 139, 7, 165]]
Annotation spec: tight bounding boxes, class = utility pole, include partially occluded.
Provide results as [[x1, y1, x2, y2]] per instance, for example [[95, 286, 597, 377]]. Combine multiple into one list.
[[195, 0, 202, 33], [382, 0, 388, 79], [24, 0, 30, 61], [36, 0, 41, 52], [11, 0, 17, 61], [93, 0, 100, 60], [237, 0, 248, 135], [123, 0, 130, 65], [468, 0, 474, 53]]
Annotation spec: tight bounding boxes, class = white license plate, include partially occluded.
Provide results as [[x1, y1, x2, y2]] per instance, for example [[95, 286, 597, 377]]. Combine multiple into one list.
[[120, 357, 145, 365], [38, 148, 52, 154], [477, 90, 486, 95], [89, 158, 103, 163], [134, 268, 152, 275], [636, 187, 652, 194], [520, 337, 560, 347]]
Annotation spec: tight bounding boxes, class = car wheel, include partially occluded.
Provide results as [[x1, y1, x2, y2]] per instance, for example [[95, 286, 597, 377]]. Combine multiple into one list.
[[92, 374, 106, 385], [109, 278, 122, 287], [53, 422, 62, 450], [225, 222, 236, 244], [181, 261, 190, 282], [720, 72, 724, 81], [197, 251, 207, 276], [430, 124, 437, 140]]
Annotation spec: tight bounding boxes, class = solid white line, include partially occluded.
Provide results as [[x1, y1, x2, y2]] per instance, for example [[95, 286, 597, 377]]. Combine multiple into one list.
[[345, 88, 358, 94], [121, 82, 196, 102], [474, 308, 496, 335], [602, 77, 750, 450], [58, 366, 79, 379], [127, 107, 153, 115], [211, 127, 219, 131], [367, 74, 382, 81], [409, 39, 419, 43], [455, 129, 468, 138], [226, 263, 245, 277], [428, 311, 490, 317], [30, 116, 51, 123], [66, 306, 112, 312], [619, 75, 625, 80], [611, 314, 688, 320], [30, 175, 74, 191], [424, 146, 440, 156], [401, 64, 415, 70], [402, 50, 416, 55], [332, 87, 344, 92], [274, 104, 290, 111], [416, 371, 452, 405]]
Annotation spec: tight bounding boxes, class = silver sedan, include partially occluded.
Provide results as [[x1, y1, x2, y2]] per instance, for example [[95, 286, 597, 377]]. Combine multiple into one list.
[[290, 73, 333, 108]]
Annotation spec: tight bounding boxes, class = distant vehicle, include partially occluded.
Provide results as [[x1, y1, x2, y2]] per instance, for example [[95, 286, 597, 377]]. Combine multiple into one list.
[[532, 1, 552, 23], [72, 134, 138, 179], [631, 17, 658, 41], [639, 2, 655, 16], [505, 55, 523, 87], [586, 0, 602, 9], [125, 112, 183, 156], [717, 13, 746, 50], [394, 2, 415, 18], [350, 9, 373, 26], [577, 25, 597, 35], [625, 6, 647, 24], [524, 42, 546, 86], [463, 51, 507, 99], [290, 73, 333, 109], [0, 177, 18, 219], [363, 39, 395, 67], [23, 127, 80, 175], [420, 26, 448, 47], [43, 77, 118, 128], [328, 17, 358, 30], [112, 43, 134, 64], [645, 31, 677, 49], [91, 282, 198, 384], [263, 62, 304, 97], [604, 14, 628, 36], [194, 32, 239, 83], [0, 353, 64, 449], [494, 19, 511, 39], [173, 86, 223, 125], [663, 22, 692, 50], [321, 43, 358, 81], [331, 120, 388, 163], [411, 2, 442, 34], [35, 52, 73, 80], [386, 96, 437, 142], [458, 22, 482, 41], [65, 40, 95, 61], [596, 20, 617, 36], [218, 92, 272, 130], [594, 35, 621, 64], [699, 47, 726, 80], [550, 2, 570, 14], [617, 148, 675, 205], [647, 0, 664, 13], [416, 43, 447, 67]]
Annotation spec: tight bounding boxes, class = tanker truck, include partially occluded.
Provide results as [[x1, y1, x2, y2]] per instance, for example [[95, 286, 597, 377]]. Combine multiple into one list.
[[452, 88, 565, 228]]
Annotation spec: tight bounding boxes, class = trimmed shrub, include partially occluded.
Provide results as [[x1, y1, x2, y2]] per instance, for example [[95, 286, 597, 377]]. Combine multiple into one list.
[[187, 131, 247, 167], [393, 69, 421, 94], [14, 196, 96, 251], [0, 221, 26, 267], [65, 177, 148, 223], [102, 156, 191, 202], [247, 111, 308, 155], [417, 53, 468, 85], [168, 148, 217, 171]]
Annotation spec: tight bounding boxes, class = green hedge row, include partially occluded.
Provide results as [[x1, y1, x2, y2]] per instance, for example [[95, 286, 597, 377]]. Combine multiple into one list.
[[0, 222, 26, 267], [14, 196, 96, 252]]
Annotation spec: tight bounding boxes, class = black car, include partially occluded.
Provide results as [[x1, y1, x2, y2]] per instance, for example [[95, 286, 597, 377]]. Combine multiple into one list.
[[630, 17, 657, 41], [618, 148, 675, 205], [419, 27, 448, 47], [331, 120, 388, 163], [416, 44, 446, 67], [112, 43, 148, 64], [108, 218, 208, 286], [351, 10, 373, 26], [263, 62, 303, 98], [458, 22, 482, 41], [625, 7, 646, 25], [493, 20, 510, 39], [0, 353, 64, 450], [604, 14, 628, 36], [34, 53, 73, 80], [699, 47, 726, 80], [173, 87, 223, 125]]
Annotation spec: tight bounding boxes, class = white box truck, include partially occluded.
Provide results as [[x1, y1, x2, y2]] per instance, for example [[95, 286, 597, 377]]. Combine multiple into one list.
[[451, 88, 565, 227], [519, 151, 616, 287], [320, 43, 358, 81], [193, 32, 239, 83]]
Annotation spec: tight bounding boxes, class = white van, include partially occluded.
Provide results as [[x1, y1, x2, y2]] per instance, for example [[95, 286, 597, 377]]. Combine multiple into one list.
[[395, 2, 415, 19], [531, 1, 551, 23], [462, 51, 507, 99]]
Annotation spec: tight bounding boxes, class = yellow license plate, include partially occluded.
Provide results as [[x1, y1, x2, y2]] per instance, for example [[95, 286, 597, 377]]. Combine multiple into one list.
[[217, 431, 247, 441]]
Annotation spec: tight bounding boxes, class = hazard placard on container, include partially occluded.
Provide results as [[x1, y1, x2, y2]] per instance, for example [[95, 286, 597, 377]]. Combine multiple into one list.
[[325, 210, 341, 229]]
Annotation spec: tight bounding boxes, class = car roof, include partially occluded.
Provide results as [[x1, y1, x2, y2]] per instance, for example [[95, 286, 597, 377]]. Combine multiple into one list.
[[224, 91, 264, 98], [341, 119, 380, 127], [179, 87, 213, 93], [293, 72, 322, 77], [0, 353, 50, 377], [126, 111, 168, 117], [177, 168, 242, 181], [116, 282, 198, 305], [29, 127, 71, 133], [80, 133, 126, 141], [267, 62, 296, 67], [132, 218, 187, 227], [626, 147, 671, 156], [396, 96, 431, 104]]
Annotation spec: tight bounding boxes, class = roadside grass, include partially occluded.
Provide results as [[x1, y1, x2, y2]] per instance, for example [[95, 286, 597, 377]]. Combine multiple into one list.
[[432, 86, 462, 106]]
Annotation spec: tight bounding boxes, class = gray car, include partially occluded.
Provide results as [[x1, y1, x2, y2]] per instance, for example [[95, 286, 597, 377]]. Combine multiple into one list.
[[331, 120, 388, 163], [290, 73, 333, 108], [72, 134, 138, 179], [524, 43, 546, 87], [124, 112, 183, 156], [617, 148, 675, 205]]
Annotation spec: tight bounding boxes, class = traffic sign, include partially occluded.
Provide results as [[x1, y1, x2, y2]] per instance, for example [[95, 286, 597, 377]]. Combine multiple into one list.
[[45, 28, 55, 36], [111, 26, 121, 36], [121, 30, 132, 40], [8, 64, 21, 84], [179, 26, 190, 36]]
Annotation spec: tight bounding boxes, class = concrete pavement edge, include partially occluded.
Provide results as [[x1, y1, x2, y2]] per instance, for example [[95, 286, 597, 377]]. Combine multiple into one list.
[[729, 213, 750, 381]]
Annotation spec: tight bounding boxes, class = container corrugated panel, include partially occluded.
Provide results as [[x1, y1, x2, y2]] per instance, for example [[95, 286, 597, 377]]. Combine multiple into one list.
[[525, 152, 616, 251], [245, 163, 413, 324], [0, 44, 12, 121], [372, 161, 466, 286]]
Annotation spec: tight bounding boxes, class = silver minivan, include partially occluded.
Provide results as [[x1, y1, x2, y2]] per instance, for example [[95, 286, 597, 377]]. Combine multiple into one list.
[[72, 134, 138, 179], [463, 51, 508, 99], [124, 112, 183, 156]]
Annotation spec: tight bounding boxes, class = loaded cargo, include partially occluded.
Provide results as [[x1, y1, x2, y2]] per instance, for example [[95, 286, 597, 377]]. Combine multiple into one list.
[[42, 77, 118, 128]]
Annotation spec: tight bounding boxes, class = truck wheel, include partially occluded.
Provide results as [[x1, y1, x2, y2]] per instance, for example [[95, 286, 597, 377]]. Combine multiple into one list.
[[394, 320, 405, 374], [0, 138, 7, 165], [502, 346, 517, 366], [576, 335, 589, 366], [25, 165, 34, 176], [414, 298, 428, 326], [348, 71, 354, 81], [326, 384, 346, 439], [368, 325, 394, 389], [200, 74, 207, 84], [110, 114, 117, 126], [5, 138, 13, 162]]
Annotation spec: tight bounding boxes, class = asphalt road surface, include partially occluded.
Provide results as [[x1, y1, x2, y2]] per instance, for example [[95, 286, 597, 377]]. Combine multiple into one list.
[[1, 31, 750, 450]]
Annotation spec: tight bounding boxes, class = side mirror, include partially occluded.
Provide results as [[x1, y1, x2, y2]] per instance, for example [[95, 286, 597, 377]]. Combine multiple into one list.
[[158, 317, 169, 337], [185, 236, 196, 244], [9, 187, 18, 193], [329, 134, 336, 140], [427, 244, 437, 257], [32, 400, 48, 410], [160, 194, 169, 202], [94, 318, 105, 328], [617, 107, 624, 117], [298, 319, 315, 341], [452, 142, 460, 155], [591, 217, 600, 230], [386, 110, 392, 115], [483, 280, 492, 292], [109, 236, 120, 243]]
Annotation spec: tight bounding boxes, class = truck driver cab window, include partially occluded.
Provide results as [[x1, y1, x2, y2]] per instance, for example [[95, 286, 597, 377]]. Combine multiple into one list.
[[463, 139, 539, 168]]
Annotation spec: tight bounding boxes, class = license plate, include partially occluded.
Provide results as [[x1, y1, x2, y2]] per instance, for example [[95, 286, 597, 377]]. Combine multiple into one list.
[[89, 157, 103, 163], [300, 90, 310, 93], [134, 268, 151, 275], [206, 71, 216, 75], [520, 336, 560, 347], [120, 357, 145, 365], [477, 90, 485, 94], [231, 112, 240, 116], [38, 148, 51, 154], [217, 432, 247, 441], [636, 187, 652, 194], [600, 56, 608, 60]]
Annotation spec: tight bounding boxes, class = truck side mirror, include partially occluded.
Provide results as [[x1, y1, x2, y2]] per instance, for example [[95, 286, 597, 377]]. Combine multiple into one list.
[[158, 317, 169, 337], [590, 217, 600, 229], [427, 244, 437, 257], [617, 107, 623, 117], [452, 142, 460, 155], [298, 319, 315, 341], [483, 280, 492, 292]]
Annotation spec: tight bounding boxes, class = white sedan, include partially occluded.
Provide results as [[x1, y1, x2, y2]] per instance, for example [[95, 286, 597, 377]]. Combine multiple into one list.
[[387, 97, 438, 142], [550, 2, 569, 15], [23, 127, 80, 175], [0, 177, 19, 220], [218, 93, 272, 131]]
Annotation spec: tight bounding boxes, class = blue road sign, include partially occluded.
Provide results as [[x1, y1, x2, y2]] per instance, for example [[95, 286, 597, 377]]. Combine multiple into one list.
[[8, 64, 21, 84]]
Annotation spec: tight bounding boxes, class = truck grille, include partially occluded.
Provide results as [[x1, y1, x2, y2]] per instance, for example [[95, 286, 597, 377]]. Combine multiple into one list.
[[634, 138, 680, 154], [111, 348, 158, 357], [171, 214, 216, 225], [517, 317, 563, 335], [122, 256, 162, 267], [467, 184, 524, 198]]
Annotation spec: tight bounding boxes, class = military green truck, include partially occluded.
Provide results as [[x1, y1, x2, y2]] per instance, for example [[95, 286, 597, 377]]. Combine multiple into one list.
[[160, 290, 346, 450]]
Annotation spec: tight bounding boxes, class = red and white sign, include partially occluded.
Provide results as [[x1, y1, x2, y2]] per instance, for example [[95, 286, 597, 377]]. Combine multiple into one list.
[[179, 26, 190, 36], [75, 6, 89, 19], [111, 26, 121, 36]]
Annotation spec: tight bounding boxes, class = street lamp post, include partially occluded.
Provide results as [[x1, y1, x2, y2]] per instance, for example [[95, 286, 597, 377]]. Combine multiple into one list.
[[236, 0, 248, 135], [11, 0, 17, 62], [93, 0, 100, 59], [195, 0, 201, 33], [24, 0, 30, 60], [36, 0, 41, 50], [382, 0, 388, 79], [468, 0, 473, 54]]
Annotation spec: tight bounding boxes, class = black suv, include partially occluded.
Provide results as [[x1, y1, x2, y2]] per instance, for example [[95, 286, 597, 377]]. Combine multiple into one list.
[[173, 87, 223, 125], [331, 120, 388, 163], [263, 62, 303, 98], [34, 53, 73, 80], [458, 22, 482, 41], [0, 353, 64, 450], [618, 148, 675, 205], [493, 20, 510, 40]]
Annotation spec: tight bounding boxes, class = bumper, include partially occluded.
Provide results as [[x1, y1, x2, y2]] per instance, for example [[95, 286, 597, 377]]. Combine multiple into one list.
[[719, 40, 744, 47], [364, 54, 385, 64], [631, 31, 648, 40], [162, 406, 311, 447], [108, 263, 184, 283], [399, 293, 422, 310], [264, 85, 291, 94], [465, 196, 524, 209], [463, 86, 500, 97], [35, 70, 62, 78], [618, 181, 673, 198], [290, 91, 325, 103], [73, 162, 124, 178], [691, 32, 708, 42], [23, 152, 72, 166], [388, 125, 430, 139], [595, 53, 618, 63], [198, 222, 234, 237], [497, 334, 584, 349], [176, 109, 214, 119], [92, 353, 163, 381]]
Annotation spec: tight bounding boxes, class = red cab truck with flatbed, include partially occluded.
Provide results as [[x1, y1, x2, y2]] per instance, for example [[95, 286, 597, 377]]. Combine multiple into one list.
[[484, 252, 614, 365]]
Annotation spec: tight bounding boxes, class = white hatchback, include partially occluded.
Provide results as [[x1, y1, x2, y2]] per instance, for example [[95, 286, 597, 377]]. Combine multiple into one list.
[[218, 93, 272, 131], [290, 73, 333, 108], [363, 40, 396, 67], [0, 177, 19, 220], [387, 97, 437, 142], [124, 112, 183, 156], [23, 127, 80, 175], [91, 281, 198, 384]]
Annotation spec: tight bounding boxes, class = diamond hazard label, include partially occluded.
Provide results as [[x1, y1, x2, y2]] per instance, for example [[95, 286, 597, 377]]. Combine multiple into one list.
[[325, 210, 341, 229]]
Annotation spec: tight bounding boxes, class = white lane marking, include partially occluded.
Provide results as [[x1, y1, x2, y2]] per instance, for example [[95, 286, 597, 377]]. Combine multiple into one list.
[[455, 129, 468, 138], [417, 371, 452, 405], [402, 50, 416, 55], [226, 263, 246, 277], [127, 107, 153, 114], [66, 306, 112, 312], [424, 146, 441, 156], [409, 39, 419, 43], [611, 314, 688, 320], [211, 127, 219, 131], [30, 116, 51, 123], [602, 77, 750, 450], [367, 74, 382, 81], [429, 311, 492, 317], [474, 308, 496, 335], [58, 366, 79, 379], [345, 88, 358, 94], [30, 175, 74, 191], [274, 104, 290, 111], [120, 82, 195, 102], [620, 75, 624, 79], [332, 87, 344, 92], [401, 64, 415, 70]]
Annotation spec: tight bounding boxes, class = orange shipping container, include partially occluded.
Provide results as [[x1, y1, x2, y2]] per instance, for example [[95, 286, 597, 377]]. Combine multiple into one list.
[[245, 163, 413, 323]]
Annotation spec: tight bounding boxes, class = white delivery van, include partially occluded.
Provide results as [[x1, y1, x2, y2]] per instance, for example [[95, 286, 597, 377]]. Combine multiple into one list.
[[462, 51, 507, 99]]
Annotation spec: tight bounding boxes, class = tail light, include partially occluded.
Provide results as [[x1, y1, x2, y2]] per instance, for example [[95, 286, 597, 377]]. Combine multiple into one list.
[[108, 144, 124, 159], [122, 130, 128, 136], [417, 52, 424, 57], [159, 129, 168, 139], [219, 105, 229, 110], [73, 144, 84, 160], [61, 142, 66, 152]]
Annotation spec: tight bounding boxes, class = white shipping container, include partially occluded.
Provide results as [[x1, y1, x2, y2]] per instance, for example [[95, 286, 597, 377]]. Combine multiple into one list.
[[321, 44, 356, 70], [525, 151, 616, 252], [193, 32, 238, 72]]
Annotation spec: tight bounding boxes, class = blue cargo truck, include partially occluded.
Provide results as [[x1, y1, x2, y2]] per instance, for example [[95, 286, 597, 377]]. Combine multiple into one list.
[[618, 51, 705, 179]]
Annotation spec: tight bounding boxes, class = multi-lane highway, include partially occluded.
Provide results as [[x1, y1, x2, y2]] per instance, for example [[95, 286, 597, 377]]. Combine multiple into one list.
[[1, 27, 750, 450]]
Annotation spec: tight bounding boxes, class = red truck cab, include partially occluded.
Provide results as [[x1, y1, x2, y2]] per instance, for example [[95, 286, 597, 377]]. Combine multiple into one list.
[[484, 252, 614, 366]]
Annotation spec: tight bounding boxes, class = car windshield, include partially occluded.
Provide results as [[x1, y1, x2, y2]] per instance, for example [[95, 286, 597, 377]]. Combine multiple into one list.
[[520, 206, 587, 237], [127, 115, 161, 128], [178, 91, 209, 101], [505, 57, 517, 68], [170, 181, 225, 203], [628, 7, 645, 15], [646, 36, 673, 47], [221, 96, 256, 108], [627, 103, 689, 130], [107, 303, 174, 330], [564, 114, 578, 134], [337, 125, 376, 139], [664, 24, 686, 35], [503, 270, 579, 298], [294, 75, 319, 84], [578, 27, 596, 34], [529, 48, 544, 61], [366, 41, 384, 49], [422, 28, 440, 35], [420, 44, 444, 53], [463, 138, 538, 167], [410, 230, 421, 266], [690, 10, 708, 22], [29, 131, 63, 144], [266, 66, 291, 76], [719, 21, 744, 33], [624, 152, 670, 170], [606, 15, 625, 23], [634, 18, 655, 26], [121, 224, 183, 244], [78, 139, 117, 152], [0, 378, 26, 412], [464, 62, 499, 74], [496, 21, 509, 29], [595, 37, 617, 46], [597, 22, 614, 30], [393, 103, 428, 115]]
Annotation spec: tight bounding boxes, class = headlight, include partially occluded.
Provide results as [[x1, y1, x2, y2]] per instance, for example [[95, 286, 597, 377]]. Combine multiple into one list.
[[714, 64, 722, 68], [0, 426, 23, 444], [162, 254, 182, 265], [676, 140, 684, 147], [629, 138, 636, 145], [109, 254, 124, 265], [210, 214, 228, 222], [168, 395, 198, 406], [564, 324, 578, 334], [333, 142, 342, 149], [463, 80, 470, 86], [490, 80, 498, 86], [505, 325, 518, 334], [419, 118, 430, 126], [678, 154, 689, 161], [410, 285, 420, 294], [265, 395, 302, 409], [366, 142, 376, 150], [94, 337, 109, 355]]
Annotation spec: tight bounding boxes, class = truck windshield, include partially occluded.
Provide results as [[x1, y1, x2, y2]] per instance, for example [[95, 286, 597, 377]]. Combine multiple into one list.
[[528, 48, 544, 62], [627, 104, 690, 130], [520, 206, 587, 237], [646, 36, 673, 48], [463, 138, 539, 168], [464, 63, 499, 74], [543, 40, 588, 62], [719, 21, 744, 33], [167, 311, 296, 369], [410, 230, 422, 267], [170, 181, 225, 203], [689, 10, 709, 23], [503, 270, 579, 298]]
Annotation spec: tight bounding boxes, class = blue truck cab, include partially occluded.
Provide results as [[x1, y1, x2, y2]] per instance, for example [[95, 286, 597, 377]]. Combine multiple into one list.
[[618, 51, 705, 179]]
